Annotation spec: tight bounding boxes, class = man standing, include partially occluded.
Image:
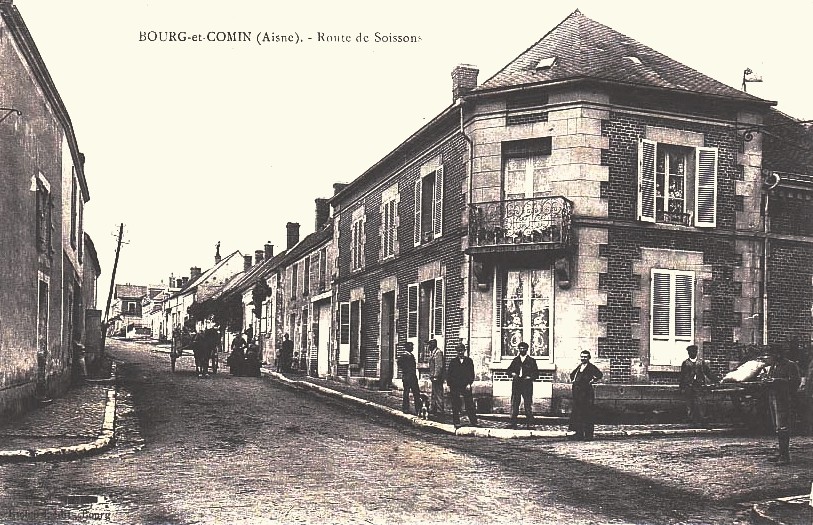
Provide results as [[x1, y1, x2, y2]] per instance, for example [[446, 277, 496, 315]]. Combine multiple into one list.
[[446, 343, 478, 428], [281, 333, 294, 373], [763, 343, 801, 465], [569, 351, 603, 440], [427, 339, 445, 417], [506, 342, 539, 429], [397, 342, 422, 415], [679, 344, 718, 426]]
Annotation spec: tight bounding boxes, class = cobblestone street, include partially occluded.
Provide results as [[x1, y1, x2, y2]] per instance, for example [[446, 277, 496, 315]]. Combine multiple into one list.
[[0, 338, 810, 524]]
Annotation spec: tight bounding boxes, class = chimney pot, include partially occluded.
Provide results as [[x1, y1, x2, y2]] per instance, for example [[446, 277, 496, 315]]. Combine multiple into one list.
[[264, 243, 274, 260], [452, 64, 479, 101]]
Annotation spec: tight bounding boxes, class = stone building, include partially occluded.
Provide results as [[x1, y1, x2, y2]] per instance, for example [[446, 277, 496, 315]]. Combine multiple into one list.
[[0, 0, 93, 415]]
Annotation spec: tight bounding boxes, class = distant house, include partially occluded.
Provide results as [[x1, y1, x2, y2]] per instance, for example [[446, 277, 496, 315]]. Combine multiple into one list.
[[110, 284, 148, 337], [0, 2, 94, 415]]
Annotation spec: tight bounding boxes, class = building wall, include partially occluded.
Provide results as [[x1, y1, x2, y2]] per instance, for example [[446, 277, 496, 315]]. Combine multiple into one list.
[[0, 14, 76, 415], [333, 128, 467, 385]]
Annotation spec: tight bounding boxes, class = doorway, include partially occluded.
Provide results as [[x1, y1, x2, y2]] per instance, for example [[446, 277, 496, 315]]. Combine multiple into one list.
[[380, 291, 395, 388]]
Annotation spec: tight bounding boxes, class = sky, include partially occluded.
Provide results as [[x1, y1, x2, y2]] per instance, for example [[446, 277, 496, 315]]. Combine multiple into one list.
[[10, 0, 813, 309]]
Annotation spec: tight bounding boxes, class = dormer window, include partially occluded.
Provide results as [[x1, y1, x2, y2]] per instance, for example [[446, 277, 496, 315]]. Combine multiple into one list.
[[535, 56, 557, 70]]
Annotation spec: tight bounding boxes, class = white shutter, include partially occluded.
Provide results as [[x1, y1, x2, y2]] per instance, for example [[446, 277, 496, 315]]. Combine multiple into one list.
[[433, 166, 444, 238], [338, 302, 350, 364], [493, 270, 504, 362], [674, 273, 694, 340], [413, 178, 422, 246], [694, 147, 718, 227], [432, 278, 445, 352], [638, 139, 657, 223], [651, 271, 671, 338]]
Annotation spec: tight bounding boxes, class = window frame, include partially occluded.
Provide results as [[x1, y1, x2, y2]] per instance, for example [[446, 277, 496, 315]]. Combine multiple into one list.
[[493, 267, 554, 361], [406, 277, 444, 364], [413, 165, 444, 246]]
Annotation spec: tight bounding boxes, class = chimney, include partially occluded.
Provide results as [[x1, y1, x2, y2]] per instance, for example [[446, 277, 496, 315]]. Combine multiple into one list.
[[243, 255, 253, 271], [333, 183, 349, 195], [315, 198, 330, 230], [181, 277, 189, 287], [452, 64, 479, 101], [190, 267, 202, 281], [214, 241, 222, 264], [264, 243, 274, 260], [255, 249, 264, 265], [286, 222, 300, 249]]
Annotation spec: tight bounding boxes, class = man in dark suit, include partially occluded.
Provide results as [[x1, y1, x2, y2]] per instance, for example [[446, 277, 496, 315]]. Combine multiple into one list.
[[397, 342, 422, 415], [280, 333, 294, 373], [679, 344, 718, 425], [446, 343, 478, 428], [569, 351, 603, 440], [763, 343, 801, 465], [506, 342, 539, 429]]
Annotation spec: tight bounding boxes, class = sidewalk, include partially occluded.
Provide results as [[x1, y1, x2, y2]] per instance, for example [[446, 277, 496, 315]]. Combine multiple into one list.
[[0, 367, 116, 463]]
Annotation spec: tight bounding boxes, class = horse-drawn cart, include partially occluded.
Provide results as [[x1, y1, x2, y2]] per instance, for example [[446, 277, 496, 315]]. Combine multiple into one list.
[[171, 327, 220, 376]]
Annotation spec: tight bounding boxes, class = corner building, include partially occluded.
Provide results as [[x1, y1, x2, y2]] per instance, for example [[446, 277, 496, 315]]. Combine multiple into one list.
[[331, 10, 811, 413]]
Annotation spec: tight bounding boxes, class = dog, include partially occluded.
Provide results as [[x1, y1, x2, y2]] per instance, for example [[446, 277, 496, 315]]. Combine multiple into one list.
[[418, 393, 430, 419]]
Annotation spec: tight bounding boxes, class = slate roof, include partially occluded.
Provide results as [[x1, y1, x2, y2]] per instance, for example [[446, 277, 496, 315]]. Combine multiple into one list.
[[762, 109, 813, 186], [114, 284, 147, 300], [475, 9, 771, 105]]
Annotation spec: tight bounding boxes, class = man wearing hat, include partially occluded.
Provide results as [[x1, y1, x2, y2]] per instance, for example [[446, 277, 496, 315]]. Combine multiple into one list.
[[397, 342, 422, 415], [446, 343, 478, 428], [679, 344, 718, 425], [506, 341, 539, 429], [763, 343, 801, 465]]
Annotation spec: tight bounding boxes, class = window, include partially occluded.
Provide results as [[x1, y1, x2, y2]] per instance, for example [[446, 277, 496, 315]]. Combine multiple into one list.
[[413, 166, 443, 246], [338, 300, 362, 365], [303, 257, 310, 296], [381, 197, 397, 259], [37, 277, 49, 361], [318, 247, 327, 292], [291, 264, 298, 299], [127, 302, 137, 314], [503, 138, 553, 199], [350, 210, 365, 271], [650, 269, 695, 366], [35, 175, 53, 257], [407, 278, 444, 364], [495, 269, 552, 358], [301, 307, 309, 349], [70, 176, 77, 249], [638, 139, 718, 227]]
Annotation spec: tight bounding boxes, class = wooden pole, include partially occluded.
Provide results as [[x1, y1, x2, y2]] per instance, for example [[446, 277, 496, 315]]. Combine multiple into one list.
[[103, 223, 124, 328]]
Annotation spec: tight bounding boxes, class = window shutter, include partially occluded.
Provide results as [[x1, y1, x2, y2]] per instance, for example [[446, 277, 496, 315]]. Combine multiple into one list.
[[694, 147, 718, 228], [674, 273, 694, 339], [338, 302, 350, 364], [432, 278, 443, 337], [493, 270, 503, 361], [651, 271, 671, 338], [413, 178, 422, 246], [433, 166, 444, 238], [407, 284, 418, 338], [638, 139, 657, 223]]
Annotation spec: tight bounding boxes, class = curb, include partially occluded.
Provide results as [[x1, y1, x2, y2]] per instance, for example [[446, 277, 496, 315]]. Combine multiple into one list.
[[262, 369, 734, 440], [751, 495, 812, 525], [0, 364, 118, 463]]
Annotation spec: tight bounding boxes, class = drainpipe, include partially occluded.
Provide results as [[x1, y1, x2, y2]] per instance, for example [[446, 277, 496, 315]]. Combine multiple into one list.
[[761, 172, 781, 347], [459, 98, 474, 356]]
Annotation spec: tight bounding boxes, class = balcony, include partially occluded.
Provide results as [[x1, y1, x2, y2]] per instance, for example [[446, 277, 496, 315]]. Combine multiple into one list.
[[468, 196, 573, 254]]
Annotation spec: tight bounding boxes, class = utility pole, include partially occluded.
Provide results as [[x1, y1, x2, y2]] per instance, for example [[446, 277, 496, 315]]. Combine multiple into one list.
[[103, 223, 124, 328]]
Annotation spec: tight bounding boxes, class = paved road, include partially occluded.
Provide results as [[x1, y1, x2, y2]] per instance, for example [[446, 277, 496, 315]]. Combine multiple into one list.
[[0, 339, 810, 524]]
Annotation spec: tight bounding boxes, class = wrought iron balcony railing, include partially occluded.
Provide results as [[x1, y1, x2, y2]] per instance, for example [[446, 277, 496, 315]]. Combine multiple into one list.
[[469, 196, 573, 249]]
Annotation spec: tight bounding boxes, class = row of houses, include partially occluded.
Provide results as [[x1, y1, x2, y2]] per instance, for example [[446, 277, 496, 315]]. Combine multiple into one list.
[[148, 10, 812, 414], [0, 0, 102, 417]]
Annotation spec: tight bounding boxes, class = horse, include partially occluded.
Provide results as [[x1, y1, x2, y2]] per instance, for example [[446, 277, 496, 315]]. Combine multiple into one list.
[[192, 328, 220, 378]]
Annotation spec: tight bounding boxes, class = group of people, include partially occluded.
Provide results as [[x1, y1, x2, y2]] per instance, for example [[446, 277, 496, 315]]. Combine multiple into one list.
[[227, 330, 261, 377], [397, 338, 605, 435]]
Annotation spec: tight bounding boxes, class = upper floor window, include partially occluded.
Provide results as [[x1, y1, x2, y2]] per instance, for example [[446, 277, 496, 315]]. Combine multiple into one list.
[[303, 256, 310, 296], [34, 174, 53, 257], [638, 139, 718, 227], [318, 247, 327, 292], [381, 197, 397, 259], [414, 165, 444, 246], [503, 137, 553, 199], [70, 175, 78, 250], [291, 264, 298, 299], [351, 207, 366, 271]]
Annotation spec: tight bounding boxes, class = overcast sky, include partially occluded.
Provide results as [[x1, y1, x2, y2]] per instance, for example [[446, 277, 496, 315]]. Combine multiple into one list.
[[12, 0, 813, 308]]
